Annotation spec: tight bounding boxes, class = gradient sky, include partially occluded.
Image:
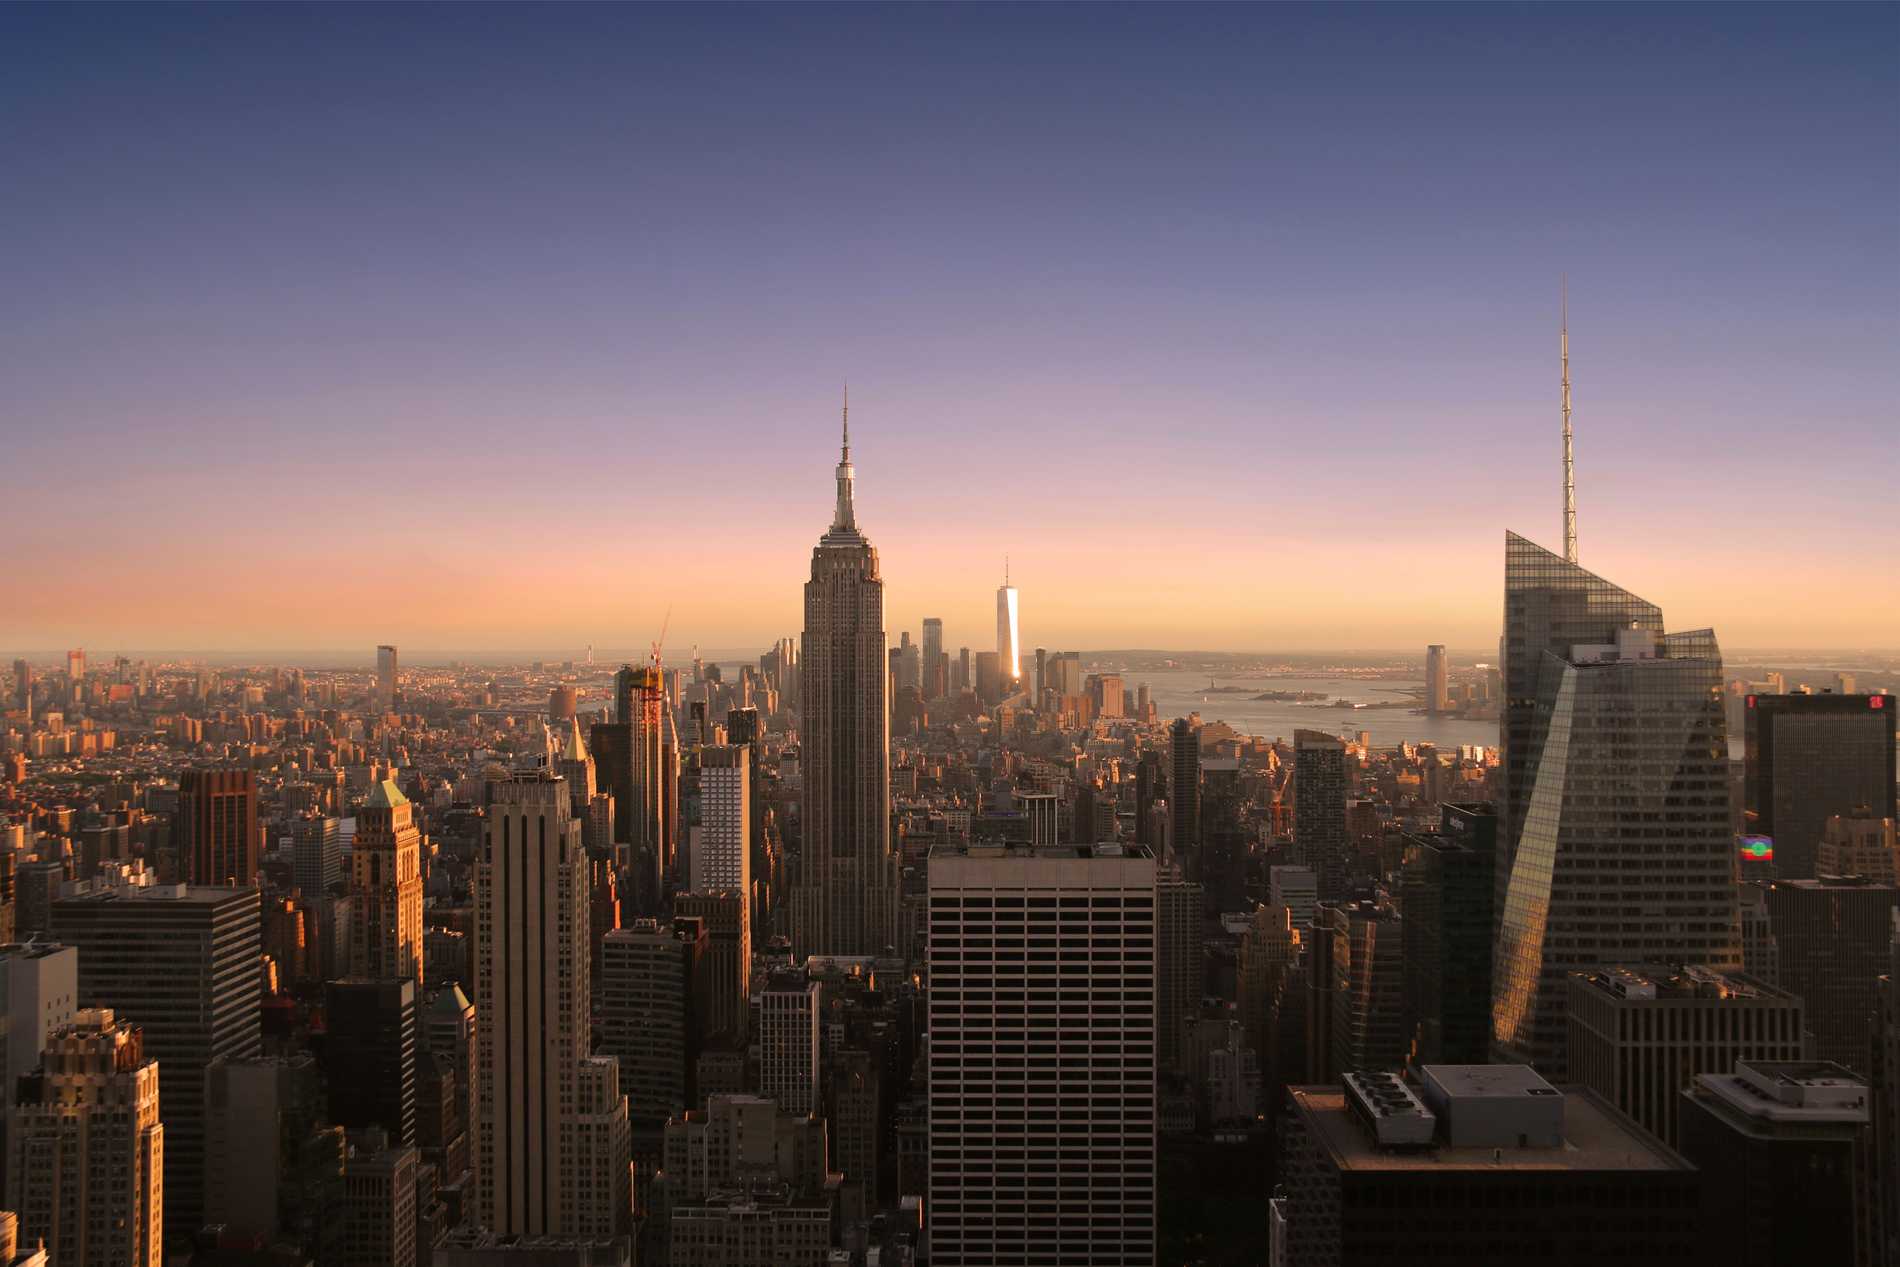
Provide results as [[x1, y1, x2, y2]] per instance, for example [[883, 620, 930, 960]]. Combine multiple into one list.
[[4, 4, 1895, 658]]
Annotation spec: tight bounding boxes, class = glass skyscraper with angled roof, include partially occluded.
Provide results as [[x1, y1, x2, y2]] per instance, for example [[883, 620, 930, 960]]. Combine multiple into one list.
[[1492, 533, 1741, 1075]]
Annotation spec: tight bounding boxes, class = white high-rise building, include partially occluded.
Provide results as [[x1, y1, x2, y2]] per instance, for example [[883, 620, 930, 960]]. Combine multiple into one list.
[[476, 770, 630, 1238], [996, 579, 1021, 685], [791, 399, 897, 956], [928, 842, 1158, 1267], [690, 746, 750, 894]]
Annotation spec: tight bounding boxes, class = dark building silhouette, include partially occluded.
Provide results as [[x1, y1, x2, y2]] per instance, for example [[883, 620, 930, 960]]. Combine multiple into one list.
[[590, 722, 633, 846], [1765, 876, 1899, 1071], [1745, 692, 1897, 880], [1276, 1066, 1706, 1267], [1293, 730, 1348, 900], [323, 977, 418, 1146], [1169, 718, 1200, 877], [1679, 1061, 1871, 1267], [1400, 802, 1497, 1067]]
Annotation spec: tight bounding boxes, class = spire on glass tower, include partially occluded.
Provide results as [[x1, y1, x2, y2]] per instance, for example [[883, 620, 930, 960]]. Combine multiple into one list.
[[1561, 278, 1577, 564], [832, 383, 857, 533]]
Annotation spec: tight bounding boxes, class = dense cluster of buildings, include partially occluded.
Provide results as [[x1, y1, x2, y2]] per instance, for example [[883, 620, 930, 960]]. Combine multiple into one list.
[[1, 421, 1896, 1266]]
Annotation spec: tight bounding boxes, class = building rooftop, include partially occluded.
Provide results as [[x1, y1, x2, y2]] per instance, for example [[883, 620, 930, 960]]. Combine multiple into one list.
[[929, 841, 1154, 862], [1290, 1080, 1686, 1173], [54, 882, 252, 905], [1574, 964, 1797, 1004], [364, 778, 408, 809], [1695, 1060, 1870, 1126]]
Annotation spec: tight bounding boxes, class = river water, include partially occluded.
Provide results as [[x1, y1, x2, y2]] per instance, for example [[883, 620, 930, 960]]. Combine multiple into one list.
[[1120, 668, 1499, 750]]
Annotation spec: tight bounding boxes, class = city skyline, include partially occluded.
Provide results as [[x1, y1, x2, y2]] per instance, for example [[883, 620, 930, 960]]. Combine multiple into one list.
[[4, 5, 1895, 655]]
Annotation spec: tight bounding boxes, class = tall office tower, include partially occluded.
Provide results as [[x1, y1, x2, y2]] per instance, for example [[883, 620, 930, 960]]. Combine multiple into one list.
[[791, 407, 896, 958], [1681, 1061, 1872, 1267], [323, 977, 418, 1145], [829, 1046, 880, 1205], [205, 1055, 325, 1244], [9, 659, 28, 721], [293, 814, 342, 898], [1745, 692, 1897, 880], [756, 972, 821, 1116], [1032, 646, 1047, 705], [690, 746, 749, 893], [996, 574, 1021, 685], [928, 842, 1157, 1267], [972, 651, 1003, 704], [1738, 881, 1780, 984], [65, 648, 85, 681], [1200, 757, 1247, 914], [1566, 965, 1805, 1150], [6, 1009, 162, 1267], [177, 766, 259, 887], [1493, 533, 1741, 1076], [350, 779, 424, 988], [1157, 874, 1204, 1073], [1168, 718, 1200, 872], [1293, 731, 1349, 900], [424, 986, 477, 1187], [556, 719, 595, 816], [590, 721, 634, 845], [571, 1055, 633, 1240], [14, 859, 65, 940], [954, 646, 971, 694], [1399, 803, 1497, 1067], [893, 632, 923, 695], [673, 892, 750, 1042], [1874, 926, 1900, 1265], [598, 921, 696, 1138], [476, 770, 629, 1238], [343, 1140, 420, 1267], [1497, 530, 1662, 902], [1766, 877, 1900, 1070], [1238, 903, 1300, 1061], [0, 942, 77, 1198], [1270, 864, 1319, 936], [51, 883, 261, 1234], [922, 618, 945, 697], [1327, 901, 1406, 1075], [1424, 644, 1449, 715], [612, 664, 667, 860], [375, 644, 399, 713], [1820, 814, 1900, 882], [1134, 751, 1159, 846], [1273, 1066, 1704, 1267]]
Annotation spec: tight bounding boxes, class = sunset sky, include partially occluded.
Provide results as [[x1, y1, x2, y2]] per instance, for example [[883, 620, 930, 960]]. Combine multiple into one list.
[[4, 5, 1895, 658]]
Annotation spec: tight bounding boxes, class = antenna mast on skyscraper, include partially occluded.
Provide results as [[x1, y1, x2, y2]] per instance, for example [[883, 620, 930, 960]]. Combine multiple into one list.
[[1561, 277, 1577, 563]]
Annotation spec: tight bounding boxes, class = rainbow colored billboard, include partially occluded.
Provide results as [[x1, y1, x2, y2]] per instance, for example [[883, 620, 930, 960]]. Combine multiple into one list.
[[1738, 835, 1774, 862]]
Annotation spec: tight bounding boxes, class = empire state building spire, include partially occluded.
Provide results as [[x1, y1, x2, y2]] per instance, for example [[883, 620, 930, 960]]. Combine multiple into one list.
[[832, 384, 858, 534], [796, 384, 894, 958]]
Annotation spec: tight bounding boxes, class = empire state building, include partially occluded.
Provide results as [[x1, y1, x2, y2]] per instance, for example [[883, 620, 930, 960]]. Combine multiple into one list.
[[792, 398, 896, 956]]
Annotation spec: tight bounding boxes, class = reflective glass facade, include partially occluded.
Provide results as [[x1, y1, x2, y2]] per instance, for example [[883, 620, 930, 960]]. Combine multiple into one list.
[[1493, 534, 1740, 1075]]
